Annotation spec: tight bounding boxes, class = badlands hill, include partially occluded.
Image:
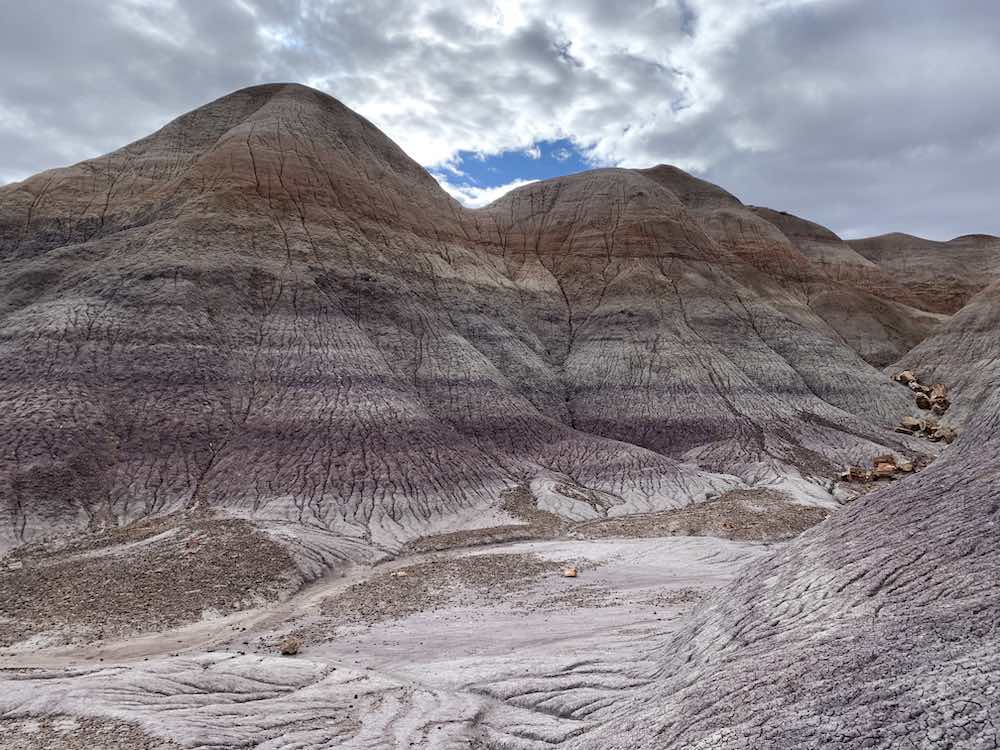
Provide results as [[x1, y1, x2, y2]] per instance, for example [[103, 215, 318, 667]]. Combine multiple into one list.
[[852, 231, 1000, 313], [0, 83, 945, 554], [0, 84, 997, 748]]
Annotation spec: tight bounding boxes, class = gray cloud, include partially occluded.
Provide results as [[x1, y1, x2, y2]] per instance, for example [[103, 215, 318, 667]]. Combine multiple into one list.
[[1, 0, 999, 239]]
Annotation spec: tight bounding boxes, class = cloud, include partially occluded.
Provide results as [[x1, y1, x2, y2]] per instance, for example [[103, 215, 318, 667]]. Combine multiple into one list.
[[2, 0, 1000, 238], [435, 176, 538, 208]]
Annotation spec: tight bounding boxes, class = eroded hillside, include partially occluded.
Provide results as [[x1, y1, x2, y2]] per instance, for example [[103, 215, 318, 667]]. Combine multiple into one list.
[[0, 83, 996, 749]]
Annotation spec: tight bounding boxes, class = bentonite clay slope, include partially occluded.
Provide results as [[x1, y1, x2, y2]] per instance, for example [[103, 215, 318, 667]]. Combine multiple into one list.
[[570, 307, 1000, 749], [851, 231, 1000, 314], [476, 170, 923, 473], [743, 205, 951, 366], [0, 84, 759, 555], [0, 83, 938, 560], [0, 83, 506, 554], [565, 276, 1000, 749], [636, 168, 947, 367], [893, 275, 1000, 425]]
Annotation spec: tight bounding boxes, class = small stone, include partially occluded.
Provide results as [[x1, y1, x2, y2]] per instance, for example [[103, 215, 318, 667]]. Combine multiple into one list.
[[898, 461, 914, 473], [848, 466, 871, 482], [934, 427, 957, 444], [915, 393, 932, 410], [562, 567, 578, 578], [895, 370, 916, 384], [279, 637, 301, 656], [872, 454, 895, 468], [900, 416, 922, 429]]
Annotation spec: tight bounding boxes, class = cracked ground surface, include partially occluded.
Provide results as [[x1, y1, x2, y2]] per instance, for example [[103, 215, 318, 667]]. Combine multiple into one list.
[[0, 536, 766, 749]]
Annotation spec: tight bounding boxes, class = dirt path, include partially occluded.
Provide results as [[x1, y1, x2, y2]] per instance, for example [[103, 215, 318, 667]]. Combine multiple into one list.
[[0, 542, 560, 669], [0, 560, 364, 669], [0, 490, 827, 670]]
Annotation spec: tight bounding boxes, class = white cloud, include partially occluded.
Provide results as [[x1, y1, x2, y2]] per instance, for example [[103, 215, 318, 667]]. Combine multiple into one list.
[[435, 176, 539, 208]]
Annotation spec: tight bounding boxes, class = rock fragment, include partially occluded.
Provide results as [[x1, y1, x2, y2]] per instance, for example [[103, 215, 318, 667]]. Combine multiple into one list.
[[893, 372, 953, 417], [895, 415, 924, 434], [279, 637, 301, 656], [873, 464, 895, 478], [842, 453, 921, 482], [929, 426, 957, 444], [846, 466, 872, 482]]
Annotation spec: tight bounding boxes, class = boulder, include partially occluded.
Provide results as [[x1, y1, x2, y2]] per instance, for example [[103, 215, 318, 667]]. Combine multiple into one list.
[[931, 398, 950, 415], [930, 383, 948, 400], [915, 393, 932, 410]]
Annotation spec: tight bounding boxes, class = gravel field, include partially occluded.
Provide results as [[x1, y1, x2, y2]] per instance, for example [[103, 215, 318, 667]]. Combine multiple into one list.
[[0, 715, 181, 750], [0, 512, 299, 647]]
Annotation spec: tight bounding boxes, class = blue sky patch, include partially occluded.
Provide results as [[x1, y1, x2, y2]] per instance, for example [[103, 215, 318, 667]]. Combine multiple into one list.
[[432, 138, 595, 190]]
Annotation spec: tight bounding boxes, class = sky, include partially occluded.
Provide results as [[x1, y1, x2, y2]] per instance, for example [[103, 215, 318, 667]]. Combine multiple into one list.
[[1, 1, 999, 239]]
